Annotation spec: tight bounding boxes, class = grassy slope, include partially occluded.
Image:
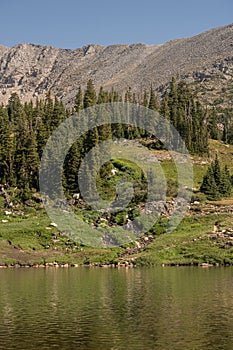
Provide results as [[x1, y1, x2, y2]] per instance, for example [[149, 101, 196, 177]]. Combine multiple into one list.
[[131, 214, 233, 266], [1, 139, 233, 266]]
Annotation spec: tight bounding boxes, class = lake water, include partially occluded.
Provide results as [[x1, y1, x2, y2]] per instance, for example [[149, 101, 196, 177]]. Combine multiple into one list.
[[0, 267, 232, 350]]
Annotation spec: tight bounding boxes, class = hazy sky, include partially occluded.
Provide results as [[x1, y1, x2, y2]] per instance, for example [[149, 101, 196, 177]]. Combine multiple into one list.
[[1, 0, 232, 49]]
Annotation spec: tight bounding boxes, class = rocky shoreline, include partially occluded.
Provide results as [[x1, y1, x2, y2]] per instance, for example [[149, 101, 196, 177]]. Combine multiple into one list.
[[0, 261, 232, 269]]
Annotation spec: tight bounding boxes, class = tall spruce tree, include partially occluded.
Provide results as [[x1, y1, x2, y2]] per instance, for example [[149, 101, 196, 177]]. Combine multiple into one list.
[[219, 165, 232, 196], [74, 86, 83, 112], [83, 79, 97, 108], [148, 85, 159, 111], [213, 155, 221, 187], [142, 90, 148, 108]]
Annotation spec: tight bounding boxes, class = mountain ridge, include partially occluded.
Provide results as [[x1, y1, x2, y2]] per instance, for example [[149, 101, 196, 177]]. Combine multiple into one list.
[[0, 23, 232, 106]]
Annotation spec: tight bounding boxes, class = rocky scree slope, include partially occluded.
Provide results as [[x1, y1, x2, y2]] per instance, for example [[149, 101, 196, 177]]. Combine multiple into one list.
[[0, 23, 232, 106]]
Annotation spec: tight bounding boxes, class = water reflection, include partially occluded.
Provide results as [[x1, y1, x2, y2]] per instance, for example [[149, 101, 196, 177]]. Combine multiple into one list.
[[0, 267, 233, 350]]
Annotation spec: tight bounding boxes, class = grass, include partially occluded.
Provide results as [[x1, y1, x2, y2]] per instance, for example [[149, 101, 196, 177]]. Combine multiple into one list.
[[1, 203, 233, 266], [0, 202, 123, 265], [134, 214, 233, 266], [1, 139, 233, 266]]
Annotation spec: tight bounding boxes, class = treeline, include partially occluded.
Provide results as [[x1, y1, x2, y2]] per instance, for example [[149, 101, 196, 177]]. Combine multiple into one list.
[[0, 79, 229, 197], [0, 92, 67, 197]]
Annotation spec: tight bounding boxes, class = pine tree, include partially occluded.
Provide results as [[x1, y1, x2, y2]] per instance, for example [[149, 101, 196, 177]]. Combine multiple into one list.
[[142, 90, 148, 108], [148, 85, 159, 111], [209, 109, 220, 140], [7, 93, 22, 123], [25, 130, 40, 189], [219, 166, 232, 196], [52, 96, 66, 129], [83, 79, 97, 108], [44, 90, 55, 134], [200, 158, 232, 199], [74, 86, 83, 112], [124, 87, 132, 103], [0, 106, 15, 184], [213, 155, 221, 187], [168, 78, 178, 128], [97, 86, 108, 104], [64, 140, 83, 193], [160, 92, 170, 120], [200, 165, 219, 200]]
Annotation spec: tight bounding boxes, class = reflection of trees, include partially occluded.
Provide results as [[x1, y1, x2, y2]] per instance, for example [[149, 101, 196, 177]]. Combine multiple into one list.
[[0, 272, 16, 343], [0, 268, 233, 349], [92, 267, 233, 349], [199, 269, 233, 349]]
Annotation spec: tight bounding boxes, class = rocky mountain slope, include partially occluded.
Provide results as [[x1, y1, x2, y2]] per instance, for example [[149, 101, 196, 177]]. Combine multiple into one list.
[[0, 23, 232, 106]]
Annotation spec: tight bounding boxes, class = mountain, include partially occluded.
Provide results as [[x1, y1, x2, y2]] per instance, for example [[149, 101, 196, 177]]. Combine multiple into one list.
[[0, 23, 232, 106]]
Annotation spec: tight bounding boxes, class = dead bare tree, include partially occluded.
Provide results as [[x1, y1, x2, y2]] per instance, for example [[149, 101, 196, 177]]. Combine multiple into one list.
[[0, 184, 13, 208]]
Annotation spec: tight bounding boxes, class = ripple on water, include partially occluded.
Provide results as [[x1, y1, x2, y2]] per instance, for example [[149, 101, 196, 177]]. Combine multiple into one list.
[[0, 267, 233, 350]]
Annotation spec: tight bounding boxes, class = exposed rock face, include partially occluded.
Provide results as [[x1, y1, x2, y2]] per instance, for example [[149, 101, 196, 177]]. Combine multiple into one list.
[[0, 23, 232, 106]]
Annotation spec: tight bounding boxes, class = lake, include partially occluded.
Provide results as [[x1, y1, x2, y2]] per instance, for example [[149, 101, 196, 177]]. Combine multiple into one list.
[[0, 267, 232, 350]]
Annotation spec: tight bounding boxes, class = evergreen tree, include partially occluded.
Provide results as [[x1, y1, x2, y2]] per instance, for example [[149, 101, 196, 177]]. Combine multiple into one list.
[[208, 109, 220, 140], [83, 79, 97, 108], [0, 79, 230, 203], [108, 87, 120, 102], [64, 140, 83, 193], [142, 90, 148, 108], [0, 106, 15, 184], [124, 87, 132, 103], [219, 166, 232, 196], [74, 86, 83, 112], [132, 92, 137, 104], [200, 158, 232, 199], [200, 164, 219, 200], [160, 92, 170, 120], [213, 155, 221, 187], [148, 85, 159, 111], [7, 93, 22, 123], [168, 78, 178, 128], [97, 86, 108, 104], [24, 130, 40, 189]]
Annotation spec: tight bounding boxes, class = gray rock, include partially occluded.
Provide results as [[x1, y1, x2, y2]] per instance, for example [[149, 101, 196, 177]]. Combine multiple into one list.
[[0, 24, 232, 106]]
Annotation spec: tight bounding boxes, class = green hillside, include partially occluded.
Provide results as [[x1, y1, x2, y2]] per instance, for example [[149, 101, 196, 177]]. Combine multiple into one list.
[[1, 80, 233, 266], [1, 139, 233, 267]]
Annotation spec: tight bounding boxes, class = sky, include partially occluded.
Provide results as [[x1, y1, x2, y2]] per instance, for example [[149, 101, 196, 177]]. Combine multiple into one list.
[[0, 0, 232, 49]]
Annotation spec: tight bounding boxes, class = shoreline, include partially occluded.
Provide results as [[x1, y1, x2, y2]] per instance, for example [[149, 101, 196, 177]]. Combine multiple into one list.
[[0, 261, 232, 269]]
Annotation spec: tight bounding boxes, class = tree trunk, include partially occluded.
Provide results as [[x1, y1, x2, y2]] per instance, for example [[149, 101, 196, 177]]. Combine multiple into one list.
[[0, 184, 13, 208]]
